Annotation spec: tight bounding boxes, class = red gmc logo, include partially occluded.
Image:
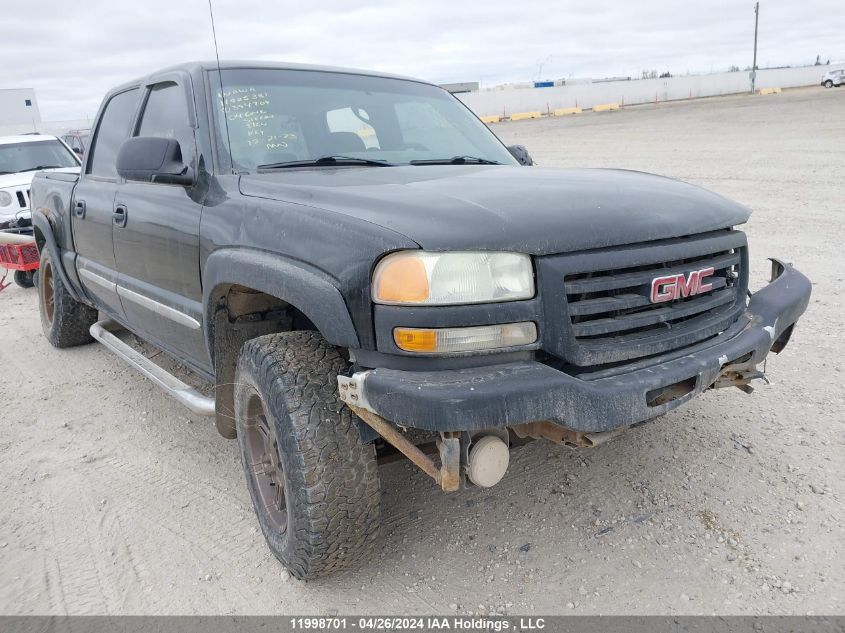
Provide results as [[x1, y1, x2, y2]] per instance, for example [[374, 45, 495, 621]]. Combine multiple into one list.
[[650, 267, 715, 303]]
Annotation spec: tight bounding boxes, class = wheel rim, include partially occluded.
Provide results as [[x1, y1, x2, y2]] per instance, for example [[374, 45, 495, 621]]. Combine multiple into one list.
[[41, 259, 54, 325], [242, 391, 288, 533]]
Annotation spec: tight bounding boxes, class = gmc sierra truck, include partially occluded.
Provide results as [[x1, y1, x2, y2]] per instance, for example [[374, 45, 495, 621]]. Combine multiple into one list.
[[30, 61, 811, 580]]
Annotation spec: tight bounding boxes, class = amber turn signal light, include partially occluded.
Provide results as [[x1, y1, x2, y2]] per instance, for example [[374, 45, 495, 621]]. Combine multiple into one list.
[[393, 322, 537, 354]]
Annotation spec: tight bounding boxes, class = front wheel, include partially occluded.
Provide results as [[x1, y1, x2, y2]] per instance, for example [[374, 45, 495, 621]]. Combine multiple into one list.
[[824, 80, 833, 88], [13, 270, 35, 288], [234, 331, 381, 579]]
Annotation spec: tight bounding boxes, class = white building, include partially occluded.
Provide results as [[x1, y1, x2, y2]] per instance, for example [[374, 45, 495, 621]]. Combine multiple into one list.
[[0, 88, 42, 134]]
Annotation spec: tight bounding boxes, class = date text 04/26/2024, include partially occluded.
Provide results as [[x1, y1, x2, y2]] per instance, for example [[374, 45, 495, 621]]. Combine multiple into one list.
[[289, 616, 546, 630]]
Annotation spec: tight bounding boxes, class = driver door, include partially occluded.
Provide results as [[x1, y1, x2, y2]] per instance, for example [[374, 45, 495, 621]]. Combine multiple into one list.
[[113, 74, 208, 368]]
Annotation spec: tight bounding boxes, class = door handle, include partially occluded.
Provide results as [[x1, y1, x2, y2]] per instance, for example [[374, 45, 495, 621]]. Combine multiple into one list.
[[74, 200, 86, 219], [113, 204, 128, 228]]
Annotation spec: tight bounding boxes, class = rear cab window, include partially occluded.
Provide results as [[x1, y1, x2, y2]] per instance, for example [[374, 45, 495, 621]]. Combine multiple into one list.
[[326, 108, 379, 150]]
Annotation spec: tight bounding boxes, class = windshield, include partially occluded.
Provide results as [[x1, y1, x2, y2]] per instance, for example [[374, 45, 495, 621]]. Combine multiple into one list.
[[0, 140, 80, 174], [208, 68, 517, 171]]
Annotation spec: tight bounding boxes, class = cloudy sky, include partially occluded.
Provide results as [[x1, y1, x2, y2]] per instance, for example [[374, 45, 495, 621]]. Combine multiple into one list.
[[3, 0, 843, 121]]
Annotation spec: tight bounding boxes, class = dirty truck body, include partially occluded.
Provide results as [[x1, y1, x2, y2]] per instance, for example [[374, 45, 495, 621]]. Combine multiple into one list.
[[30, 61, 810, 579]]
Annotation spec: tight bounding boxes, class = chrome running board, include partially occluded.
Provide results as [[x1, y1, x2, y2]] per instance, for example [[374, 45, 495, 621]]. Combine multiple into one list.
[[89, 320, 215, 416]]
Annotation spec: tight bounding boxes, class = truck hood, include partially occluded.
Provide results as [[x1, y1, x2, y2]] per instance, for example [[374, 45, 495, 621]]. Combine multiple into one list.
[[239, 166, 750, 255], [0, 167, 80, 190]]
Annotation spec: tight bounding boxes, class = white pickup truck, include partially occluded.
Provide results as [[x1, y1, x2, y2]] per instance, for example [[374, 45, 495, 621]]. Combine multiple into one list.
[[0, 134, 80, 227]]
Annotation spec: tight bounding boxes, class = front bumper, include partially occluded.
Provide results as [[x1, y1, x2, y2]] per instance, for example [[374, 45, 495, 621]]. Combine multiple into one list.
[[345, 260, 811, 433], [0, 209, 29, 225], [0, 186, 31, 224]]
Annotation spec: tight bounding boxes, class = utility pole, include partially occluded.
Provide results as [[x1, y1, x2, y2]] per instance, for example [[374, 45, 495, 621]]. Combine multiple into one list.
[[536, 55, 552, 83], [751, 2, 759, 93]]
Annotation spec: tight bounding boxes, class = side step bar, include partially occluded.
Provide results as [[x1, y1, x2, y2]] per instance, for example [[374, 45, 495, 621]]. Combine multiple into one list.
[[89, 320, 215, 416]]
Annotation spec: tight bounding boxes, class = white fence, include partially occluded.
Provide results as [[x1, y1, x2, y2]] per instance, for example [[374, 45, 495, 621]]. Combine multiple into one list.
[[457, 66, 832, 118], [2, 66, 834, 138]]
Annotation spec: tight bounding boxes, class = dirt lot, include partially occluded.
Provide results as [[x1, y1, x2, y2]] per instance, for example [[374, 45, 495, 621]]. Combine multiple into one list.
[[0, 86, 842, 616]]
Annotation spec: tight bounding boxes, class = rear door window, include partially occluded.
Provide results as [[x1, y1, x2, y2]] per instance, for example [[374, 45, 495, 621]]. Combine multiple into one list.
[[87, 88, 139, 178]]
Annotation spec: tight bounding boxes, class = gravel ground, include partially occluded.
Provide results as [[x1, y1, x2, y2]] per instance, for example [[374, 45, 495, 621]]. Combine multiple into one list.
[[0, 86, 842, 616]]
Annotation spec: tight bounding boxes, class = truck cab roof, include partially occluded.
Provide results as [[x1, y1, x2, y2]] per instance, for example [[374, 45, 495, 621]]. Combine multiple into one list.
[[107, 60, 431, 96]]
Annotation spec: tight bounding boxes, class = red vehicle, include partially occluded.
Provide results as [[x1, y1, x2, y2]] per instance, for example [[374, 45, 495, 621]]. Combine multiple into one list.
[[0, 227, 38, 291]]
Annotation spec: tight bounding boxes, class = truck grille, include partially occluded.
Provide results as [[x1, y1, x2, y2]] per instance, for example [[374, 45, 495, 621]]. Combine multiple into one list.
[[14, 189, 30, 208], [541, 230, 749, 367], [566, 251, 741, 338]]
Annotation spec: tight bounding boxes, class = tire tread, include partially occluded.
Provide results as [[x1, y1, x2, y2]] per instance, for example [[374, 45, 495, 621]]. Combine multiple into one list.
[[235, 331, 380, 580], [39, 248, 98, 348]]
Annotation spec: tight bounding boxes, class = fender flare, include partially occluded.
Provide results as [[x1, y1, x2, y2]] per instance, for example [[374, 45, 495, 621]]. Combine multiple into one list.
[[203, 248, 361, 439], [31, 212, 83, 303], [202, 247, 360, 358]]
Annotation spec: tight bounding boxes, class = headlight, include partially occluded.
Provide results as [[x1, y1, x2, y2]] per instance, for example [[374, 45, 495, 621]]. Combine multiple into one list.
[[0, 191, 12, 207], [373, 251, 534, 305]]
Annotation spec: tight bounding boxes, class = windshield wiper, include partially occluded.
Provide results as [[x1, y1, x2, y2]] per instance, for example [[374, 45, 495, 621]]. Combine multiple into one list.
[[409, 156, 502, 166], [257, 155, 394, 170], [20, 165, 64, 172]]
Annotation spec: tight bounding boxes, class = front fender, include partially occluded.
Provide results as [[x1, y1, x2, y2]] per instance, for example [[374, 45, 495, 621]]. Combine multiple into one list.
[[203, 248, 362, 438], [202, 247, 360, 355]]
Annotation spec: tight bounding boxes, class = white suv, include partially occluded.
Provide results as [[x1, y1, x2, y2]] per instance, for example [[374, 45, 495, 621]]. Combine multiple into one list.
[[0, 134, 80, 225], [821, 69, 844, 88]]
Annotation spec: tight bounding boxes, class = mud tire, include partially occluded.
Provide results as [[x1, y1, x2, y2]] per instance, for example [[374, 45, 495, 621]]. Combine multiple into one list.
[[234, 331, 381, 579]]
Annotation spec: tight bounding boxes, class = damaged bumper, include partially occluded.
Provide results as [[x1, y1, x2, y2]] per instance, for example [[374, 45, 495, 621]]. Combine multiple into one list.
[[341, 260, 811, 434]]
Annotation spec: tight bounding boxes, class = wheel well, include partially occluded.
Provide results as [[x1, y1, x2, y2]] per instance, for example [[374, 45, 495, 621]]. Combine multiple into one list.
[[216, 283, 317, 331], [209, 284, 322, 439], [33, 226, 47, 252]]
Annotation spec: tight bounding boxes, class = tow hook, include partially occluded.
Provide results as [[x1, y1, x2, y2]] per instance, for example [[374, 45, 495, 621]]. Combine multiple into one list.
[[338, 373, 462, 492], [338, 373, 514, 491], [713, 363, 769, 393]]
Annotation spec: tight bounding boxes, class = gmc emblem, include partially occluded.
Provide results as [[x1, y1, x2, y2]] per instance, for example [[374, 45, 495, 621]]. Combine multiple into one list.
[[650, 267, 715, 303]]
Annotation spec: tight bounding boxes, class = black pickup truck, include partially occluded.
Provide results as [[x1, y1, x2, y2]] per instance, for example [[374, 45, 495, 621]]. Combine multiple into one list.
[[31, 61, 811, 579]]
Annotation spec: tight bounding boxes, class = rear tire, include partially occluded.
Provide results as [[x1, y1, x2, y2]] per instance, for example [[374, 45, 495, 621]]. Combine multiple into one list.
[[13, 270, 35, 288], [234, 331, 380, 579], [38, 248, 98, 348]]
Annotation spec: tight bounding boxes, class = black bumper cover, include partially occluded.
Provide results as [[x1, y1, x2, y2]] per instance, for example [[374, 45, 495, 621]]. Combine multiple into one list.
[[360, 261, 811, 433]]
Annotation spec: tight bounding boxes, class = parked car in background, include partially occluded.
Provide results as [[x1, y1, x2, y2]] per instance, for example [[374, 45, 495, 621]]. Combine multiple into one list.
[[0, 135, 80, 226], [62, 129, 91, 157], [821, 69, 844, 88]]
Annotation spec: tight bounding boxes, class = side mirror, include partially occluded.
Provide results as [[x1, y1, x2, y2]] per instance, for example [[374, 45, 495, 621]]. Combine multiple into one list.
[[116, 137, 194, 186], [507, 144, 534, 166]]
